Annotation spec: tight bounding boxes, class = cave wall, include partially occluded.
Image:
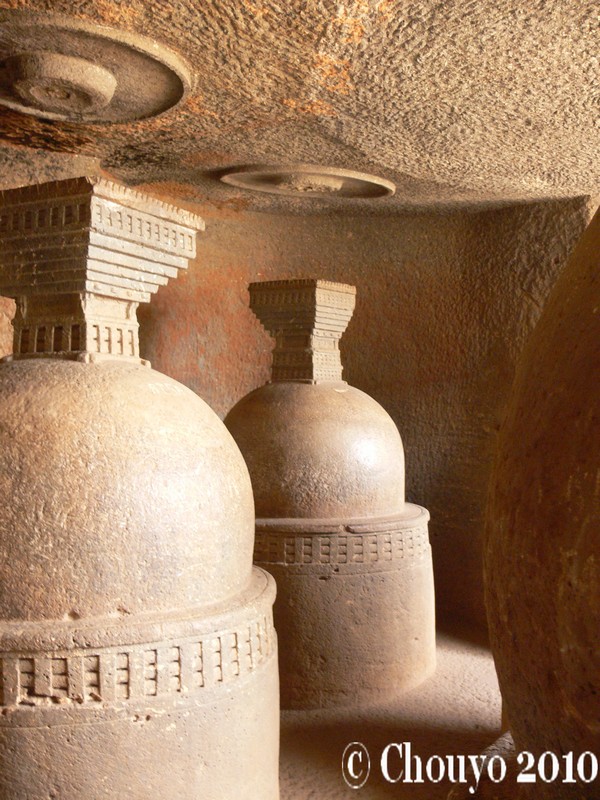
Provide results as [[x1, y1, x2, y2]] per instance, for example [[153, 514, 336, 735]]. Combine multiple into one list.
[[0, 158, 593, 632], [138, 195, 593, 632]]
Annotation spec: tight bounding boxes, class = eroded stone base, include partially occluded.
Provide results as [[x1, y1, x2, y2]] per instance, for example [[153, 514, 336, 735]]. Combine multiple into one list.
[[0, 568, 279, 799], [256, 504, 435, 709]]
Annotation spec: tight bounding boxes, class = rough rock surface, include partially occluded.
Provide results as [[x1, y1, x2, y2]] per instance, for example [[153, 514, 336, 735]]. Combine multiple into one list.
[[0, 1, 597, 211], [484, 209, 600, 798], [0, 296, 13, 357]]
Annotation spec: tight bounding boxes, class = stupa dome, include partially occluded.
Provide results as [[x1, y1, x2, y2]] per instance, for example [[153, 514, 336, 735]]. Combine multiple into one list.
[[226, 381, 405, 521], [0, 358, 254, 622]]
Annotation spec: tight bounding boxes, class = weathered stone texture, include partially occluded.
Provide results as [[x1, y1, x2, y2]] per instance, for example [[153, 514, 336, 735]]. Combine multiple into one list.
[[140, 196, 593, 632], [0, 2, 597, 210], [484, 209, 600, 797], [0, 360, 255, 618], [0, 296, 14, 357], [0, 160, 593, 632], [232, 381, 406, 520], [0, 14, 191, 123]]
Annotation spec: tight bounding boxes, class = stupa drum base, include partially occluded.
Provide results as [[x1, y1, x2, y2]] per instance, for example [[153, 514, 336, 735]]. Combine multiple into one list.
[[257, 505, 435, 708], [0, 569, 278, 799]]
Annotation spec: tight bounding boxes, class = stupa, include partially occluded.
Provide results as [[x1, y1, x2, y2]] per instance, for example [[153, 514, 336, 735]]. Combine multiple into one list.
[[225, 278, 435, 708], [0, 177, 279, 799], [481, 211, 600, 799]]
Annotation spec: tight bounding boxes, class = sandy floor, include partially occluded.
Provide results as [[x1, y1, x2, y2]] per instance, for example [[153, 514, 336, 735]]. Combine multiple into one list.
[[280, 626, 502, 799]]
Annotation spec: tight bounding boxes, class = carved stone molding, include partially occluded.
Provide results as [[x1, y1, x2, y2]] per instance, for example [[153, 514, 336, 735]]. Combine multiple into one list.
[[254, 505, 430, 574], [220, 164, 395, 200], [249, 278, 356, 383], [0, 177, 204, 363], [0, 12, 192, 124], [0, 569, 276, 715]]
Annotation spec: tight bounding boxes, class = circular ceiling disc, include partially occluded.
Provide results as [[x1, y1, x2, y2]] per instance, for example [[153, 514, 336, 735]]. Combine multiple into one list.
[[0, 12, 192, 124], [220, 164, 396, 199]]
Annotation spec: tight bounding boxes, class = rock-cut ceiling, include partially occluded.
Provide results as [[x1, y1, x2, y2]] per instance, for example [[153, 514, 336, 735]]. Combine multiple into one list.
[[0, 0, 597, 212]]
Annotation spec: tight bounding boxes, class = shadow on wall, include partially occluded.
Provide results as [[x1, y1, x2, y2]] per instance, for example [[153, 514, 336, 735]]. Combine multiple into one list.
[[139, 196, 594, 635]]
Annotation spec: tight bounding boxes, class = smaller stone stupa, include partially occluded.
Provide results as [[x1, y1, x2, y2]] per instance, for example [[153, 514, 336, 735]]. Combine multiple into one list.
[[225, 278, 436, 708]]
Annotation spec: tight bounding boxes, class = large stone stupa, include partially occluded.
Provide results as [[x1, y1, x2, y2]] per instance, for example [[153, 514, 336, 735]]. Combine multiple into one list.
[[0, 177, 279, 799]]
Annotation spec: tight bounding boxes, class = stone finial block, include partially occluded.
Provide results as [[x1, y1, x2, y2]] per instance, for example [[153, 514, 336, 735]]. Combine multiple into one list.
[[0, 176, 203, 302], [249, 278, 356, 383], [0, 176, 204, 361]]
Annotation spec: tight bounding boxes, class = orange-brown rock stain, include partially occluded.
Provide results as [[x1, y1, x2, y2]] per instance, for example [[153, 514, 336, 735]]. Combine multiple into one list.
[[282, 97, 336, 116], [76, 0, 146, 28], [332, 1, 370, 45], [314, 53, 354, 95]]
